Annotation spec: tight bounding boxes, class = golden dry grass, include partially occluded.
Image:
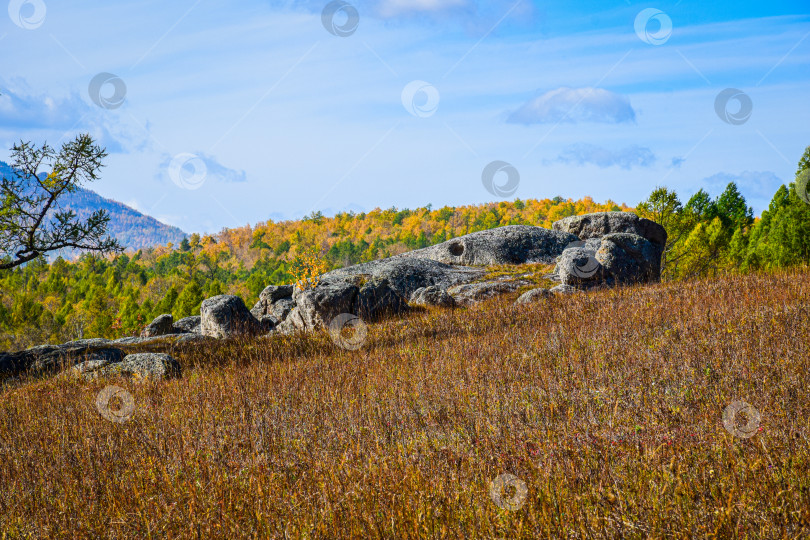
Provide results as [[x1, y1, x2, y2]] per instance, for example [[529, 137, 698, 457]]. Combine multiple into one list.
[[1, 269, 810, 538]]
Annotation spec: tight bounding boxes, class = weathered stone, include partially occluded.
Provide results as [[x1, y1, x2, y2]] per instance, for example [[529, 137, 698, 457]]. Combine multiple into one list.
[[250, 285, 295, 319], [112, 333, 194, 346], [74, 352, 181, 381], [355, 278, 408, 321], [556, 246, 605, 286], [269, 298, 295, 323], [447, 279, 532, 306], [173, 316, 201, 334], [595, 233, 661, 284], [409, 286, 456, 308], [399, 225, 579, 266], [324, 257, 484, 300], [292, 280, 359, 331], [515, 288, 552, 304], [275, 307, 306, 334], [552, 212, 666, 251], [200, 295, 263, 338], [142, 314, 174, 337], [0, 343, 125, 377]]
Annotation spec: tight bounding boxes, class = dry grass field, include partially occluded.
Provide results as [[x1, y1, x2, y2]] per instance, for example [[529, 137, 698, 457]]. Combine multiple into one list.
[[1, 268, 809, 538]]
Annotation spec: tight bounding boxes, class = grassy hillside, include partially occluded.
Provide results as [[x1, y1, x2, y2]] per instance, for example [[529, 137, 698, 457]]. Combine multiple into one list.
[[1, 268, 808, 537]]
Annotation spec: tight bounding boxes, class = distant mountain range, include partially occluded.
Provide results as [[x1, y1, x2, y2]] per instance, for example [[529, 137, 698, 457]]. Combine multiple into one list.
[[0, 161, 186, 255]]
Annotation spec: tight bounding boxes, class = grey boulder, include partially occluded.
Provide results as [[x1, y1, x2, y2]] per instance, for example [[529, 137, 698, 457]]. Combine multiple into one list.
[[515, 288, 552, 304], [269, 298, 295, 323], [556, 246, 605, 286], [409, 286, 456, 308], [291, 279, 359, 331], [447, 279, 532, 306], [173, 315, 201, 334], [73, 352, 181, 381], [324, 257, 484, 300], [141, 314, 174, 337], [398, 225, 579, 266], [552, 212, 666, 253], [355, 278, 409, 321], [0, 343, 125, 377], [250, 285, 294, 319], [595, 233, 661, 284], [200, 295, 263, 338]]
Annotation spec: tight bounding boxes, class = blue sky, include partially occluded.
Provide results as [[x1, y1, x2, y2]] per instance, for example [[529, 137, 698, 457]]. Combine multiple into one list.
[[1, 0, 808, 233]]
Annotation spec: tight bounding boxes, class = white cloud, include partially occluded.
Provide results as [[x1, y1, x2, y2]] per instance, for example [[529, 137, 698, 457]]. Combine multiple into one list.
[[157, 152, 247, 185], [551, 143, 656, 169], [0, 80, 147, 154], [507, 87, 637, 125]]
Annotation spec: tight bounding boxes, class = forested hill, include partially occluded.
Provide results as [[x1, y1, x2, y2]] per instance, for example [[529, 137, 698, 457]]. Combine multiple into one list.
[[0, 161, 186, 253]]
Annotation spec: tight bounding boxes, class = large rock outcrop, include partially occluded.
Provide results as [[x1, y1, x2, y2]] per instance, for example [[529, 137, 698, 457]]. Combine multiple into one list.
[[278, 276, 410, 333], [552, 212, 666, 287], [141, 314, 174, 337], [173, 316, 201, 334], [398, 225, 579, 266], [73, 352, 182, 381], [552, 212, 666, 255], [250, 285, 294, 320], [323, 257, 484, 300], [200, 295, 264, 339], [0, 341, 126, 377]]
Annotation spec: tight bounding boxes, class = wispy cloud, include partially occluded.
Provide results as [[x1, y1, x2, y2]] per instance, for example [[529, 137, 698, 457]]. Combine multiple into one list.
[[0, 80, 146, 154], [550, 143, 657, 169], [0, 85, 86, 130], [507, 87, 637, 125], [702, 171, 784, 199], [157, 152, 247, 185]]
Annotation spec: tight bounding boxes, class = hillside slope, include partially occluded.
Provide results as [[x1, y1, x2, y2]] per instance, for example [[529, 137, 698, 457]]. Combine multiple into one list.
[[1, 269, 807, 537]]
